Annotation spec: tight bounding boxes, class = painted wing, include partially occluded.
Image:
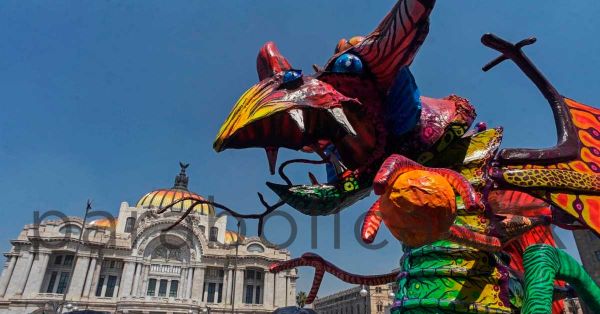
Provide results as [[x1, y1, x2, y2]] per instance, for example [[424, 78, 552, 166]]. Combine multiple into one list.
[[494, 98, 600, 234]]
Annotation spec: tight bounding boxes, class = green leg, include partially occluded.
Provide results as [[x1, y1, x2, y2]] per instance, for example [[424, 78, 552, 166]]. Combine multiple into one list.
[[522, 244, 600, 313]]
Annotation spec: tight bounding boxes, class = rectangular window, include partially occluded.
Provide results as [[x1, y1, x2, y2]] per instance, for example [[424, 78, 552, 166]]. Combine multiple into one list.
[[63, 255, 74, 266], [109, 260, 116, 268], [158, 279, 168, 297], [207, 282, 216, 303], [56, 272, 70, 294], [245, 285, 254, 304], [209, 227, 218, 242], [105, 275, 117, 297], [255, 285, 261, 304], [54, 255, 63, 265], [95, 276, 105, 297], [217, 283, 223, 303], [124, 217, 136, 233], [243, 269, 264, 304], [46, 271, 58, 293], [169, 280, 179, 297], [147, 278, 157, 296]]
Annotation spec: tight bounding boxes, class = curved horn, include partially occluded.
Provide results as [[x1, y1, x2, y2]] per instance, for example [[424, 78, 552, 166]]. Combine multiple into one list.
[[256, 41, 293, 80]]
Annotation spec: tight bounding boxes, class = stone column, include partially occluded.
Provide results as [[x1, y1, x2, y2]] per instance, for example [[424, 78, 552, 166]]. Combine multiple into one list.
[[274, 273, 286, 307], [139, 264, 149, 296], [223, 268, 231, 304], [118, 261, 135, 298], [88, 256, 103, 298], [113, 273, 120, 298], [263, 271, 274, 308], [23, 252, 50, 296], [67, 256, 90, 298], [82, 257, 97, 298], [186, 267, 193, 298], [0, 256, 17, 297], [6, 251, 35, 297], [130, 263, 141, 297], [190, 267, 204, 300], [179, 268, 187, 299], [234, 269, 244, 305]]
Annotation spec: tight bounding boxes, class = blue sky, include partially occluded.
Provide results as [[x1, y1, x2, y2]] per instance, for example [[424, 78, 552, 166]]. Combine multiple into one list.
[[1, 1, 599, 297]]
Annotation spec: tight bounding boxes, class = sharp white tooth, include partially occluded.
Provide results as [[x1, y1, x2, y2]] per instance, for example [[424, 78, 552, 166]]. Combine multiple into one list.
[[308, 172, 319, 185], [265, 147, 279, 175], [289, 109, 305, 132], [329, 152, 347, 175], [327, 108, 357, 136]]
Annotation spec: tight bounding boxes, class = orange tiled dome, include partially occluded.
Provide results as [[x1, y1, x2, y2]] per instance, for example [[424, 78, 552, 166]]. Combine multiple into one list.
[[224, 230, 244, 245], [87, 218, 116, 228], [136, 163, 215, 216]]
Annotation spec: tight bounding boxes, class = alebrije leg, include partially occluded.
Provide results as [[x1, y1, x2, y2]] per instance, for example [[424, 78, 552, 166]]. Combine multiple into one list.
[[373, 154, 482, 211], [523, 244, 600, 313]]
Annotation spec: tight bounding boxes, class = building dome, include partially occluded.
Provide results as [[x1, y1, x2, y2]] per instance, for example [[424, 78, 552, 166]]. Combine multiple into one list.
[[224, 230, 244, 245], [136, 162, 215, 216], [87, 218, 116, 229]]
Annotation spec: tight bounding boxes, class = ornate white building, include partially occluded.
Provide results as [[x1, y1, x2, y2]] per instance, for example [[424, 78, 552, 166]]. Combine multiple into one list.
[[0, 164, 297, 313]]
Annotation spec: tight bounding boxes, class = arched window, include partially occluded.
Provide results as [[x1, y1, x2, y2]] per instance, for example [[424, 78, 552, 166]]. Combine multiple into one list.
[[377, 301, 384, 312], [247, 243, 265, 253], [59, 224, 81, 236]]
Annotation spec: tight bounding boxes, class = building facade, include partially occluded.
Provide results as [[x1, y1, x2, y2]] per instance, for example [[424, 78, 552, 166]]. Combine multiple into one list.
[[572, 229, 600, 313], [312, 284, 394, 314], [0, 164, 297, 313], [573, 230, 600, 286]]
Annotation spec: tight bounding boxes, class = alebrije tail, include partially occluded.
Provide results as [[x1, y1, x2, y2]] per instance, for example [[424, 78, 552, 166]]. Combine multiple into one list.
[[523, 244, 600, 313], [503, 225, 565, 313]]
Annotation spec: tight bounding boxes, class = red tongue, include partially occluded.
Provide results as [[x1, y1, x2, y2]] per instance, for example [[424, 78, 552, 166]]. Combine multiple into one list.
[[265, 147, 279, 175]]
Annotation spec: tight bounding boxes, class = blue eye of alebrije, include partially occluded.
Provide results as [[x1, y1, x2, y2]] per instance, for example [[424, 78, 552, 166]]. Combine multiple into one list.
[[282, 70, 303, 84], [331, 53, 363, 74]]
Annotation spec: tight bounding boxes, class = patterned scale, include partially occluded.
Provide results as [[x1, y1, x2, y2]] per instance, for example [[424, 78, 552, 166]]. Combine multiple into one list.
[[394, 239, 513, 313]]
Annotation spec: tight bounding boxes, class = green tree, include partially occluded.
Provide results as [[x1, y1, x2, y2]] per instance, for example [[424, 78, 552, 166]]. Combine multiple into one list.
[[296, 291, 307, 308]]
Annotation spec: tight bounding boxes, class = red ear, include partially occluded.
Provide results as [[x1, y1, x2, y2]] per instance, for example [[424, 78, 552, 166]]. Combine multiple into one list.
[[256, 42, 293, 81]]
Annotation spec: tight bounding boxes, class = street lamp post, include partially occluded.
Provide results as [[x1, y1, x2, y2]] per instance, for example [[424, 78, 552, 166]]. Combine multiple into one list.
[[58, 201, 92, 314], [231, 220, 241, 314], [359, 286, 369, 314]]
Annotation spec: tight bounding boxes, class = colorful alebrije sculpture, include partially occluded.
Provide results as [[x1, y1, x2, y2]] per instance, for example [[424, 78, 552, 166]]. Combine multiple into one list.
[[212, 1, 600, 313]]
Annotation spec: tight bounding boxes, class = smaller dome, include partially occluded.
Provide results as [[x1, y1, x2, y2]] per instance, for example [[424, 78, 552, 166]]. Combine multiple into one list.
[[136, 162, 215, 216], [224, 230, 244, 245], [87, 218, 115, 229]]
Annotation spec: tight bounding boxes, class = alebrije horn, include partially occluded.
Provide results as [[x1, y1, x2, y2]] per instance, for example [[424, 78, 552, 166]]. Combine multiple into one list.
[[256, 41, 293, 81]]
